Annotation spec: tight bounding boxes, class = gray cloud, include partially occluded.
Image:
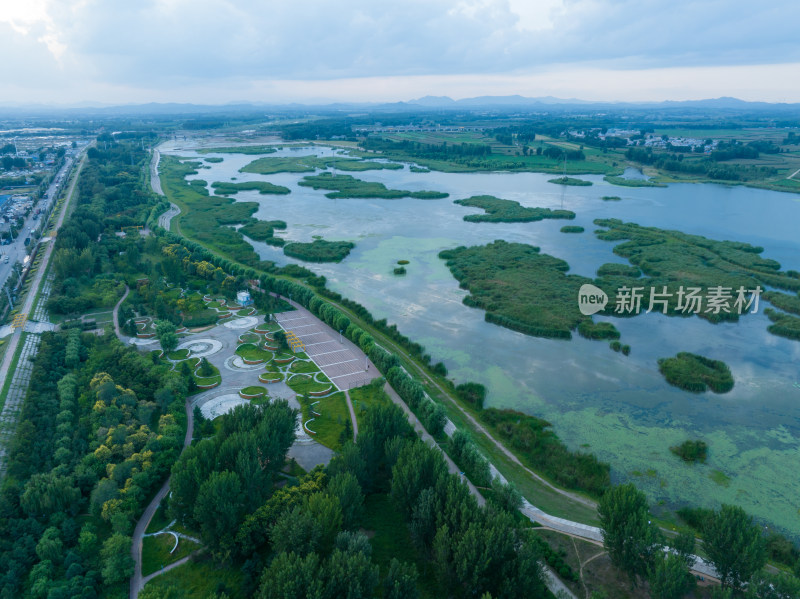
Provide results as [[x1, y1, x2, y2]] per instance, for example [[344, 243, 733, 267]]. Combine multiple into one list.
[[3, 0, 799, 102]]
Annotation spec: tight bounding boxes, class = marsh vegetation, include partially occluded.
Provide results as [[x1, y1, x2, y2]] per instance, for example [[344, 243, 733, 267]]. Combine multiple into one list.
[[298, 172, 448, 199], [657, 352, 734, 393], [454, 195, 575, 223]]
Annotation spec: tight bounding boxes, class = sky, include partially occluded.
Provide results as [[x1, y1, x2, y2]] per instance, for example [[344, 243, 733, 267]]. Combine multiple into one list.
[[1, 0, 799, 106]]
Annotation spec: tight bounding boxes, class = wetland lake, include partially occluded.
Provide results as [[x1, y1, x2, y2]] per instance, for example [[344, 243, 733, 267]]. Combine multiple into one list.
[[165, 142, 800, 536]]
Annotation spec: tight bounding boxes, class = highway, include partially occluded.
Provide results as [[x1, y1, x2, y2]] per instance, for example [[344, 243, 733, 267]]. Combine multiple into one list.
[[0, 155, 77, 297]]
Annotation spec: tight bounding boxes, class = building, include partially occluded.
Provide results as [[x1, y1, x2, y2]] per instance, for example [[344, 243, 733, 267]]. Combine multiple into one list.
[[237, 290, 253, 306]]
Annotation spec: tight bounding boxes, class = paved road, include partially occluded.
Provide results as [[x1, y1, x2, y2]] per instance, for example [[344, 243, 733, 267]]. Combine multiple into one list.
[[298, 294, 725, 584], [0, 156, 75, 294], [151, 147, 181, 231], [0, 149, 87, 478], [788, 167, 800, 180], [113, 285, 130, 340], [0, 150, 85, 386], [158, 204, 180, 231], [274, 296, 582, 596], [150, 149, 164, 195]]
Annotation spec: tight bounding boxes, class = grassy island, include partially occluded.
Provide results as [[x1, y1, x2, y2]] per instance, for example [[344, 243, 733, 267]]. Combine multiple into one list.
[[593, 219, 800, 333], [198, 145, 278, 155], [240, 155, 402, 175], [604, 175, 666, 187], [601, 195, 622, 201], [298, 172, 448, 199], [764, 291, 800, 316], [454, 195, 575, 223], [239, 220, 287, 246], [548, 176, 593, 186], [657, 352, 734, 393], [560, 225, 585, 233], [764, 308, 800, 340], [283, 239, 355, 262], [211, 181, 291, 195], [670, 439, 709, 463], [439, 240, 598, 339]]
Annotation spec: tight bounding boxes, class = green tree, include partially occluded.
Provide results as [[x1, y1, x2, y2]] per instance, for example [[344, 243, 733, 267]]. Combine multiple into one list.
[[305, 492, 343, 553], [100, 533, 135, 585], [490, 478, 523, 513], [154, 319, 177, 338], [334, 531, 372, 557], [324, 548, 379, 599], [744, 571, 800, 599], [159, 331, 178, 354], [20, 472, 81, 517], [257, 551, 322, 599], [598, 483, 663, 586], [327, 472, 363, 530], [327, 442, 367, 488], [273, 330, 289, 351], [35, 527, 64, 564], [199, 357, 214, 377], [270, 506, 322, 557], [391, 439, 448, 517], [194, 470, 245, 556], [384, 558, 419, 599], [649, 553, 695, 599], [671, 530, 696, 568], [705, 505, 766, 590]]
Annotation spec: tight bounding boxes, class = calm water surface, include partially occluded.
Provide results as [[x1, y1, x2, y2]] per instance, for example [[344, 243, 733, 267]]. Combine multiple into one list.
[[165, 142, 800, 537]]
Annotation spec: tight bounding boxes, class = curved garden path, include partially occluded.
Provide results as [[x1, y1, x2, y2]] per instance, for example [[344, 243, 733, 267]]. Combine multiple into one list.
[[112, 285, 130, 341], [130, 397, 194, 599]]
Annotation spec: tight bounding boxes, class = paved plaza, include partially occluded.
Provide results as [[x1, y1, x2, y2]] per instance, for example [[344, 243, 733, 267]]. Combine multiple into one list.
[[275, 309, 375, 390]]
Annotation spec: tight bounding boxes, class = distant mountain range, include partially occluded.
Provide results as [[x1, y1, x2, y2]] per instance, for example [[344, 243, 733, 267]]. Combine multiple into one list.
[[0, 95, 798, 118]]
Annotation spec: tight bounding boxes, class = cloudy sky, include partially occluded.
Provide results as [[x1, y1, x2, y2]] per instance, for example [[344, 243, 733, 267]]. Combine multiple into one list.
[[2, 0, 799, 105]]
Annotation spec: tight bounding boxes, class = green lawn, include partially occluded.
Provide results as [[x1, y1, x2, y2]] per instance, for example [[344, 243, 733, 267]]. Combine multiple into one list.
[[289, 359, 319, 374], [142, 533, 201, 577], [297, 390, 348, 450], [140, 554, 244, 598], [287, 372, 333, 396], [255, 321, 281, 333], [235, 344, 272, 362], [167, 349, 190, 360], [362, 494, 442, 598], [145, 502, 172, 534], [240, 385, 267, 397], [349, 383, 391, 430], [237, 332, 261, 344]]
